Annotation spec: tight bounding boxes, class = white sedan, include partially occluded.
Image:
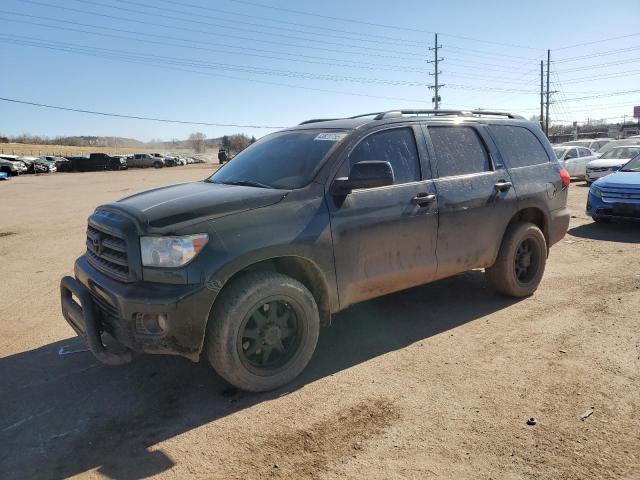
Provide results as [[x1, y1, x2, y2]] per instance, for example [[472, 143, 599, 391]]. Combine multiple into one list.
[[553, 146, 596, 180], [585, 146, 640, 184]]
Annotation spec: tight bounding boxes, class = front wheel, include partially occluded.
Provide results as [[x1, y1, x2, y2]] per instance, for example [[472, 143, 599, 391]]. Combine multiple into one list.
[[485, 221, 547, 297], [153, 161, 163, 169], [205, 271, 320, 392]]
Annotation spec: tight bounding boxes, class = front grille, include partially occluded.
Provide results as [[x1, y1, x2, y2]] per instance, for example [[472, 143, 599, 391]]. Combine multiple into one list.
[[86, 224, 132, 282], [601, 187, 640, 202], [91, 292, 120, 327]]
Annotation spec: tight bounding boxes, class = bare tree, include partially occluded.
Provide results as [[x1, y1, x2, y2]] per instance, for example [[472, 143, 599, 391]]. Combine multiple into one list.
[[228, 134, 252, 154], [188, 132, 207, 153]]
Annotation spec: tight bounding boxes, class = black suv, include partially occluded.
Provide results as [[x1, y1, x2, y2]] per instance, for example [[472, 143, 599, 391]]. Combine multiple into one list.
[[60, 110, 570, 392]]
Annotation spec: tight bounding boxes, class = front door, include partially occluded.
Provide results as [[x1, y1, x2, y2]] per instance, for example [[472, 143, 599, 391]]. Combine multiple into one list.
[[423, 124, 519, 280], [328, 125, 439, 308]]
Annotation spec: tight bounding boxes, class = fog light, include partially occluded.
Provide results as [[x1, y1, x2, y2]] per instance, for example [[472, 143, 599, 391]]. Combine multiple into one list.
[[135, 312, 167, 335]]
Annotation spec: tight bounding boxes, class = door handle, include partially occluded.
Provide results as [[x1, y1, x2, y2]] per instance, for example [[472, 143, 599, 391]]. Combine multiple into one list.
[[494, 181, 513, 192], [412, 193, 436, 206]]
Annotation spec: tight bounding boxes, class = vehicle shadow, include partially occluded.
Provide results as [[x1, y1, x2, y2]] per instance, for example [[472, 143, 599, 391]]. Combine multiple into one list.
[[569, 221, 640, 244], [0, 271, 521, 480]]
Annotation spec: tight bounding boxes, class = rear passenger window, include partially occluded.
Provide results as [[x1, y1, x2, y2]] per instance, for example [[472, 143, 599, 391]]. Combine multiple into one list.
[[428, 126, 490, 177], [488, 125, 549, 167], [578, 148, 592, 157], [342, 127, 421, 184]]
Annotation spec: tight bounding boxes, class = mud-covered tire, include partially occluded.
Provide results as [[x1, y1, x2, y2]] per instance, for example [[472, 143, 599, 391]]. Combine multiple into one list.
[[485, 221, 547, 297], [205, 271, 320, 392]]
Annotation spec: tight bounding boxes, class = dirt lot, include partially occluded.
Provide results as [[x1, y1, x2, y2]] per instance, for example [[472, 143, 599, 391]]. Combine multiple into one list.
[[0, 167, 638, 480]]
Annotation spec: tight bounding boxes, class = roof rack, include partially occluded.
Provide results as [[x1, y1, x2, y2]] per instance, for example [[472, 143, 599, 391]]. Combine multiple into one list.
[[298, 109, 524, 126], [298, 118, 341, 125], [372, 109, 524, 120]]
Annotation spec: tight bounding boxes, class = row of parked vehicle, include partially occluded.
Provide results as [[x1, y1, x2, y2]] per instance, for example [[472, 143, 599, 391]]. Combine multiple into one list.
[[0, 152, 206, 178], [552, 136, 640, 184]]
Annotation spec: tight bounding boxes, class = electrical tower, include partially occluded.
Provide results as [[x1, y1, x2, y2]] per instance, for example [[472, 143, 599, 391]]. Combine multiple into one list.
[[428, 33, 444, 110]]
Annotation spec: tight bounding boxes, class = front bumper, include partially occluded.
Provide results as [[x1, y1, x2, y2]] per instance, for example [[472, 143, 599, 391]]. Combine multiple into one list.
[[60, 255, 215, 363], [587, 193, 640, 222], [586, 169, 616, 182]]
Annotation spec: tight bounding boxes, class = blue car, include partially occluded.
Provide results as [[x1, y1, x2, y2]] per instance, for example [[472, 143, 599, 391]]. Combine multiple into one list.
[[587, 153, 640, 222]]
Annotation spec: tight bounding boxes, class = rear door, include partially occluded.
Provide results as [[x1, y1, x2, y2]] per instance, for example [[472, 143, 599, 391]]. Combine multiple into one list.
[[423, 124, 518, 279], [563, 148, 580, 176], [577, 147, 595, 177], [328, 125, 439, 307]]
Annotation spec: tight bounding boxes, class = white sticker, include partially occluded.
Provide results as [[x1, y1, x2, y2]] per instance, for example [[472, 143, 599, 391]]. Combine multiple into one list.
[[314, 132, 347, 142]]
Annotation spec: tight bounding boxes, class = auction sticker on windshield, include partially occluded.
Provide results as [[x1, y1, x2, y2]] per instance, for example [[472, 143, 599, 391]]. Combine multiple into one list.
[[314, 132, 347, 142]]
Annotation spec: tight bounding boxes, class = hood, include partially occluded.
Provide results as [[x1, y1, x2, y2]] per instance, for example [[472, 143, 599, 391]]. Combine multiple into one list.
[[108, 181, 288, 229], [595, 171, 640, 188], [588, 158, 631, 168]]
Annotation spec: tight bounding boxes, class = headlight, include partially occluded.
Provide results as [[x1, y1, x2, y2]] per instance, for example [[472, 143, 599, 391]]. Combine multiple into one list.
[[140, 234, 208, 268], [589, 184, 602, 198]]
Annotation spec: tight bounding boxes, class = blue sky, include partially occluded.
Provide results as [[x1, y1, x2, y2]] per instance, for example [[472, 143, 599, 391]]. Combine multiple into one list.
[[0, 0, 639, 141]]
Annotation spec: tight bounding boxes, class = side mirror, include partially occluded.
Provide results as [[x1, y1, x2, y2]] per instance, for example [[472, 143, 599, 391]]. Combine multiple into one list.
[[332, 161, 394, 195]]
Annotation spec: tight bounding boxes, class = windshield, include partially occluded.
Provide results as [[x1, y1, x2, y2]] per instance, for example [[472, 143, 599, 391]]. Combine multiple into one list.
[[620, 153, 640, 172], [553, 147, 567, 159], [208, 129, 349, 189], [600, 147, 640, 160]]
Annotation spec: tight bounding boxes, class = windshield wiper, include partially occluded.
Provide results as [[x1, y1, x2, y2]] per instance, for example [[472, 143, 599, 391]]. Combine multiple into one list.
[[216, 180, 274, 189]]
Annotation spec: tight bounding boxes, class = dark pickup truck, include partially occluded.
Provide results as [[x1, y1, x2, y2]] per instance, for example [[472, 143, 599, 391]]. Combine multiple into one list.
[[61, 109, 570, 392], [65, 153, 127, 172]]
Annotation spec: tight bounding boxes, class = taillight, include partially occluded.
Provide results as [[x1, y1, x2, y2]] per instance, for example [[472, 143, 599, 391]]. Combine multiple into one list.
[[560, 168, 570, 188]]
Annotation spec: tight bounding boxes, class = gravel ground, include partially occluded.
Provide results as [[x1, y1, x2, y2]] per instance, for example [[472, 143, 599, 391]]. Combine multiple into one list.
[[0, 166, 638, 480]]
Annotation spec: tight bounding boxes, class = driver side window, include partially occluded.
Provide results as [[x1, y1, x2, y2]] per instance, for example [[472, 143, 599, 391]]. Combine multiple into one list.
[[338, 127, 421, 184], [566, 148, 578, 159]]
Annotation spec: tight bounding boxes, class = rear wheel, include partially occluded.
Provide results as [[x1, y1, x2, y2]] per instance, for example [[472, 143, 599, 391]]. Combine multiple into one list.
[[0, 167, 12, 177], [486, 221, 547, 297], [205, 271, 319, 392]]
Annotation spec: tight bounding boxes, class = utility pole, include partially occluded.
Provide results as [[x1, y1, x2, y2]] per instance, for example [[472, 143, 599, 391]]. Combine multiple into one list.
[[545, 49, 551, 136], [540, 60, 544, 130], [428, 33, 444, 110]]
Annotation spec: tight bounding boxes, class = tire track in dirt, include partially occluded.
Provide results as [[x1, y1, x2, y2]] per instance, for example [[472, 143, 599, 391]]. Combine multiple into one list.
[[229, 398, 400, 479]]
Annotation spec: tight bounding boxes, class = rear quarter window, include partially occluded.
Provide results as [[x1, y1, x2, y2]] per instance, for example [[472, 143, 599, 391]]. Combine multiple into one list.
[[489, 125, 550, 168]]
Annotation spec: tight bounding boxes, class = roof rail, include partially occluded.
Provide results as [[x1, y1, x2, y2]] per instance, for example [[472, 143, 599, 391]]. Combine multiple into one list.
[[298, 118, 342, 125], [373, 109, 525, 120]]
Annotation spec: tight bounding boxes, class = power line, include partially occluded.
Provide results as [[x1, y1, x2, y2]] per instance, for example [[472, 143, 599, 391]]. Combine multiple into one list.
[[553, 45, 640, 63], [223, 0, 542, 50], [0, 34, 433, 87], [0, 37, 436, 103], [0, 96, 286, 128], [105, 0, 426, 48], [0, 13, 430, 71], [152, 0, 427, 46], [18, 0, 426, 60], [554, 33, 640, 51]]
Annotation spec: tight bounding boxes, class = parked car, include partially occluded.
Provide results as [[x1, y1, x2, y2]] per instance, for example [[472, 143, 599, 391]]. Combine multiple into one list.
[[0, 155, 28, 176], [18, 156, 49, 173], [40, 155, 71, 172], [587, 152, 640, 222], [34, 156, 57, 173], [553, 146, 596, 180], [89, 153, 127, 171], [597, 138, 640, 156], [585, 146, 640, 184], [60, 109, 570, 392], [562, 138, 612, 153], [218, 148, 231, 164], [129, 153, 165, 168]]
